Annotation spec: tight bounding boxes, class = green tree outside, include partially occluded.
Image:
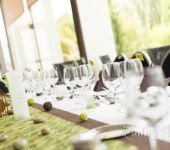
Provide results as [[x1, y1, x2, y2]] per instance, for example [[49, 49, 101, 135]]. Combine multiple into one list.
[[109, 0, 170, 57], [56, 0, 170, 60], [57, 14, 80, 62]]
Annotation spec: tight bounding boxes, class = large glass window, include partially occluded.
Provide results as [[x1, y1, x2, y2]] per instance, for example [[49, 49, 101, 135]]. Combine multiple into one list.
[[108, 0, 170, 57], [30, 0, 80, 63], [2, 0, 81, 71], [50, 0, 80, 62], [6, 9, 41, 70]]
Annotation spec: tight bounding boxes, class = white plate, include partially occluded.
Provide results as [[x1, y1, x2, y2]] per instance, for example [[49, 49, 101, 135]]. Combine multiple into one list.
[[95, 124, 134, 140], [81, 124, 134, 140]]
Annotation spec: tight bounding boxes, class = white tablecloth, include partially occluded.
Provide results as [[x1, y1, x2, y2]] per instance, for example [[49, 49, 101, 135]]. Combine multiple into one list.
[[35, 85, 170, 143]]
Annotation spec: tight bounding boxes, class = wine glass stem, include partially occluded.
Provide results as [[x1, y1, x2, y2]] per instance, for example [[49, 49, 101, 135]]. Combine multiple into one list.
[[149, 129, 158, 150]]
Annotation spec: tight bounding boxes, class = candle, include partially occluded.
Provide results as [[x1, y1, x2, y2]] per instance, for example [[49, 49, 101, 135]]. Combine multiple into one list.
[[6, 71, 30, 120]]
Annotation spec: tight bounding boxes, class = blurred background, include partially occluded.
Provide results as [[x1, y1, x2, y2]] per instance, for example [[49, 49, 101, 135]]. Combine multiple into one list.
[[0, 0, 170, 76]]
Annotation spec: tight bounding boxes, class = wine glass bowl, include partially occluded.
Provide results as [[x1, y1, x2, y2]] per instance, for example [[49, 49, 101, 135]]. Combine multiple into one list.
[[102, 62, 122, 92], [124, 85, 169, 150], [77, 65, 89, 88], [120, 59, 144, 92]]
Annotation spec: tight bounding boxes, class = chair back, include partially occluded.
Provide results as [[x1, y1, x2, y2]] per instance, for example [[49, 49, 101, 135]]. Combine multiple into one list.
[[114, 53, 128, 62], [131, 51, 152, 67], [99, 55, 111, 64], [94, 71, 106, 91], [147, 45, 170, 85], [147, 45, 170, 66], [53, 58, 86, 84], [160, 50, 170, 78]]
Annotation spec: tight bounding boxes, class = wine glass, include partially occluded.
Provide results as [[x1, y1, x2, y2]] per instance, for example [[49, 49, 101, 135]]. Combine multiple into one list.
[[125, 86, 169, 150], [41, 70, 51, 100], [120, 59, 144, 92], [102, 62, 123, 102], [33, 70, 43, 95], [102, 62, 122, 90], [23, 70, 35, 97], [48, 69, 59, 99], [86, 64, 95, 90], [132, 58, 144, 86], [64, 67, 79, 99], [49, 69, 59, 87], [141, 66, 165, 92], [124, 67, 168, 150], [23, 70, 29, 94], [77, 65, 89, 89]]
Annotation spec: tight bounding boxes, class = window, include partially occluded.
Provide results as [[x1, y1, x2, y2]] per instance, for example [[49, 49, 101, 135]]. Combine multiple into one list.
[[2, 0, 81, 70], [30, 0, 80, 63], [51, 0, 81, 62], [6, 9, 41, 70], [108, 0, 170, 57]]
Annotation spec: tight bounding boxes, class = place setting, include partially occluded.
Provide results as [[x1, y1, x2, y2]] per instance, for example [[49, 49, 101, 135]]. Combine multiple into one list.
[[1, 55, 170, 150]]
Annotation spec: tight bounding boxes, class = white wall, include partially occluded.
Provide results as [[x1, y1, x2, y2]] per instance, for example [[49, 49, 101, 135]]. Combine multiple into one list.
[[76, 0, 117, 76], [31, 0, 64, 69], [76, 0, 116, 60]]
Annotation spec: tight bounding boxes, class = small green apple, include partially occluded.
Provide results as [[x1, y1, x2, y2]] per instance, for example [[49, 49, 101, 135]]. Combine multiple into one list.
[[79, 113, 88, 121], [27, 98, 35, 106]]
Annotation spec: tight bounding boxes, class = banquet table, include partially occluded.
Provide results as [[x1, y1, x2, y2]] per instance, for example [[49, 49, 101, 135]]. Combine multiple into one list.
[[1, 85, 170, 150], [32, 85, 170, 150], [32, 103, 170, 150]]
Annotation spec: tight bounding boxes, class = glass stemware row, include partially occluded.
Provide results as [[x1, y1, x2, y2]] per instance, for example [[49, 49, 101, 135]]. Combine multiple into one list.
[[102, 58, 144, 99], [23, 69, 59, 99], [22, 60, 169, 150], [22, 64, 95, 102], [64, 64, 95, 100]]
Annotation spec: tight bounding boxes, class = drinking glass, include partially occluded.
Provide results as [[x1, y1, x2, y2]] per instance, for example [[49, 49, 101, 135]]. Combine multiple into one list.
[[33, 70, 43, 93], [120, 59, 144, 92], [102, 62, 123, 100], [48, 69, 59, 99], [141, 66, 165, 92], [23, 70, 34, 97], [125, 86, 169, 150], [86, 64, 95, 89], [49, 69, 59, 88], [77, 65, 89, 89], [124, 67, 167, 150], [64, 67, 79, 99], [41, 70, 51, 99]]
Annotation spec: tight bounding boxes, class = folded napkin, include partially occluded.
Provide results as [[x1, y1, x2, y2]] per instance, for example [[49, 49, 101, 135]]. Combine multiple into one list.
[[94, 71, 106, 92]]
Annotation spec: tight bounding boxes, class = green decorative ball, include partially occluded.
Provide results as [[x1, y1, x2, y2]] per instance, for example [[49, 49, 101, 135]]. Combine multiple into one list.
[[27, 98, 35, 106], [86, 103, 96, 109], [43, 102, 52, 111], [79, 113, 88, 121]]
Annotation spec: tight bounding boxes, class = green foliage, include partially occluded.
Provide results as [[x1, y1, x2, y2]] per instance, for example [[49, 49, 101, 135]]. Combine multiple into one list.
[[108, 0, 124, 53], [57, 14, 80, 61], [109, 0, 170, 57]]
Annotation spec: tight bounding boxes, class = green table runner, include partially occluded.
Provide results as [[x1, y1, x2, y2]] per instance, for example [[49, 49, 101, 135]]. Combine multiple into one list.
[[0, 108, 137, 150]]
